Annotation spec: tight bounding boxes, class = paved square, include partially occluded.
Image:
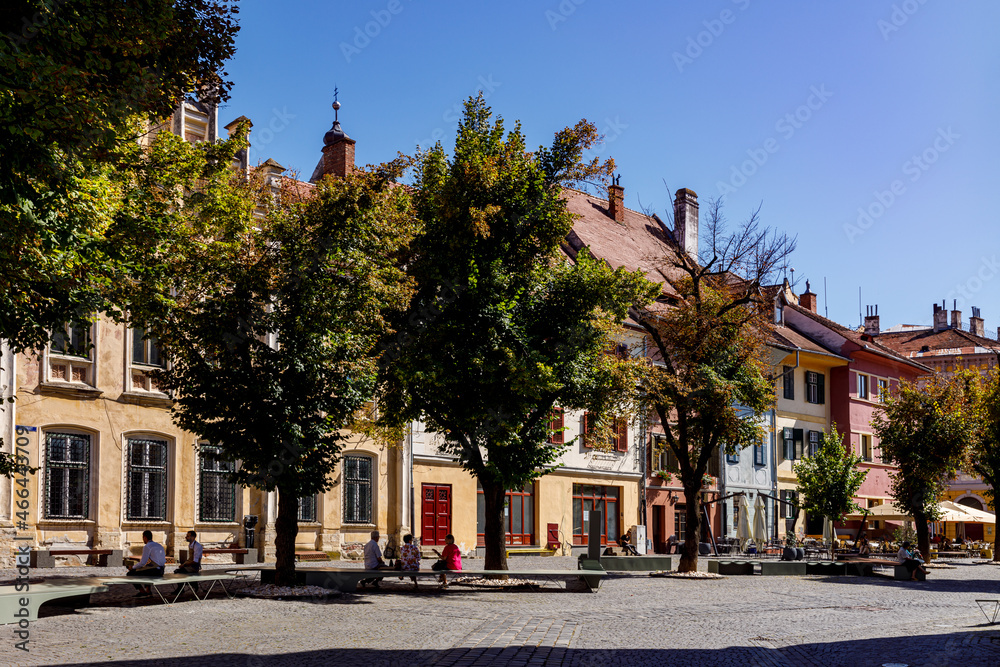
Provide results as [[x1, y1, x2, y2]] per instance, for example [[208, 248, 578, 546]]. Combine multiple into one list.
[[4, 557, 1000, 666]]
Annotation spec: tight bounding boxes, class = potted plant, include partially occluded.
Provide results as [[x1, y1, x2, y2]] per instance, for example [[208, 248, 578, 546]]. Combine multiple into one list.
[[656, 470, 673, 483], [701, 474, 714, 488]]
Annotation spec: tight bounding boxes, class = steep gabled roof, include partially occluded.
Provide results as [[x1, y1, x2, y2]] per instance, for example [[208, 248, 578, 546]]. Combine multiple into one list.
[[560, 187, 687, 296], [875, 327, 1000, 358]]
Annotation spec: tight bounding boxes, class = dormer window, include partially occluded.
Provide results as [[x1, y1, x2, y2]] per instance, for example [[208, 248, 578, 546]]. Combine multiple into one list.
[[774, 303, 784, 325]]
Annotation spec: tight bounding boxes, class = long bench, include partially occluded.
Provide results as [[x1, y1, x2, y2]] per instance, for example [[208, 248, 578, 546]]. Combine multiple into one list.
[[596, 556, 674, 572], [179, 547, 258, 564], [505, 547, 556, 557], [0, 571, 239, 624], [30, 549, 123, 568], [707, 560, 754, 575], [240, 566, 603, 593]]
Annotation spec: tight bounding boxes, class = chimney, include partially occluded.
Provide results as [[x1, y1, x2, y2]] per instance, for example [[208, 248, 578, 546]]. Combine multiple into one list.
[[950, 299, 961, 329], [864, 304, 880, 336], [608, 175, 624, 223], [933, 302, 948, 333], [970, 306, 985, 337], [673, 188, 699, 261], [799, 280, 818, 314], [260, 158, 285, 193], [317, 97, 355, 180]]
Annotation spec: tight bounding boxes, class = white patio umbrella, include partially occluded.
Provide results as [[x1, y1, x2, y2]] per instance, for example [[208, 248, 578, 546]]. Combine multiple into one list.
[[823, 516, 834, 557], [736, 494, 752, 551], [940, 500, 996, 524], [753, 494, 768, 551]]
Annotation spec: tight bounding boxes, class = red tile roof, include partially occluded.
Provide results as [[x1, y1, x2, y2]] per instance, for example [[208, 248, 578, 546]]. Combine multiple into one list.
[[875, 327, 1000, 358]]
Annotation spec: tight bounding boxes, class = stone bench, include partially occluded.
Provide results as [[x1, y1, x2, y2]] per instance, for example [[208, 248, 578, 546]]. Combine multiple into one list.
[[180, 547, 258, 564], [805, 561, 846, 576], [707, 560, 754, 575], [505, 547, 557, 557], [893, 564, 926, 581], [30, 548, 123, 568], [243, 566, 604, 593], [760, 561, 807, 576], [597, 556, 674, 572]]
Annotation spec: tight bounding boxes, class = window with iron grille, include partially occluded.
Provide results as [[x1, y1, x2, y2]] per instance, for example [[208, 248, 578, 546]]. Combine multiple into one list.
[[343, 455, 373, 524], [126, 438, 168, 521], [297, 495, 317, 523], [199, 445, 236, 522], [45, 432, 90, 519]]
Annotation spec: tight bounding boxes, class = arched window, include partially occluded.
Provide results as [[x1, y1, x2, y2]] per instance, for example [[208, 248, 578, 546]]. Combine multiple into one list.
[[126, 437, 168, 520]]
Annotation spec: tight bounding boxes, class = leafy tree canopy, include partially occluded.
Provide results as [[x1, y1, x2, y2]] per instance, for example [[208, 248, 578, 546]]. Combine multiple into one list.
[[794, 426, 867, 522]]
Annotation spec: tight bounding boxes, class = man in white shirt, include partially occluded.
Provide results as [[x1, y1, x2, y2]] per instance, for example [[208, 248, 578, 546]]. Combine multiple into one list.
[[360, 530, 388, 589], [126, 530, 166, 597], [175, 531, 203, 574]]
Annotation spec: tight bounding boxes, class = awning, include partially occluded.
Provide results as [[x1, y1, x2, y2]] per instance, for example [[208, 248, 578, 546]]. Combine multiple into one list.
[[940, 500, 996, 524]]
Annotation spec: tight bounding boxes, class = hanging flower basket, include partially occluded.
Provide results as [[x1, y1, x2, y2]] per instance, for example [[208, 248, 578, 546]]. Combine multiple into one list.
[[701, 474, 715, 488], [656, 470, 674, 483]]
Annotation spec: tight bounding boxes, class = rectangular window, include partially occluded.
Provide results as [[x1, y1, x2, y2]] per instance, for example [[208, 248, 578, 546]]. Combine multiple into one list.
[[126, 438, 168, 521], [476, 483, 535, 546], [614, 418, 628, 452], [343, 455, 373, 524], [656, 437, 680, 472], [726, 450, 739, 464], [45, 432, 90, 519], [572, 485, 620, 545], [783, 427, 795, 461], [297, 495, 317, 523], [754, 436, 765, 466], [857, 373, 869, 399], [861, 434, 873, 462], [674, 505, 687, 542], [805, 371, 825, 404], [782, 365, 794, 400], [582, 413, 627, 451], [707, 453, 720, 478], [49, 321, 94, 385], [547, 408, 565, 445], [132, 328, 163, 367], [51, 322, 91, 358], [877, 378, 889, 401], [807, 430, 821, 457], [199, 445, 236, 522]]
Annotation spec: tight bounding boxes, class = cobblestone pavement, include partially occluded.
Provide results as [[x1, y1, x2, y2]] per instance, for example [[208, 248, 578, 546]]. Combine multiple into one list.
[[2, 557, 1000, 666]]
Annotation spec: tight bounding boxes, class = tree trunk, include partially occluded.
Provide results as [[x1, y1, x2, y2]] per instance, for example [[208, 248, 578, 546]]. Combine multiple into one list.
[[678, 482, 702, 573], [274, 486, 300, 587], [914, 512, 930, 567], [481, 477, 508, 572]]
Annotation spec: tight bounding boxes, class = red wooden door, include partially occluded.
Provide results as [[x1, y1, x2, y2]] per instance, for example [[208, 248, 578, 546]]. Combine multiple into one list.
[[421, 484, 451, 545]]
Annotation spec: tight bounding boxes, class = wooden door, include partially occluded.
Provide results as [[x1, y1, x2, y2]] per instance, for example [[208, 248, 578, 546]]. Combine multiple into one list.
[[421, 484, 451, 545]]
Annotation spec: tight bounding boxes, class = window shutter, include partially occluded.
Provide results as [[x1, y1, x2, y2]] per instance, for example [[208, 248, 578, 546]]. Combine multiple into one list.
[[779, 491, 787, 519], [548, 408, 565, 444], [783, 365, 794, 400], [583, 413, 593, 448], [615, 419, 628, 452], [817, 373, 825, 404]]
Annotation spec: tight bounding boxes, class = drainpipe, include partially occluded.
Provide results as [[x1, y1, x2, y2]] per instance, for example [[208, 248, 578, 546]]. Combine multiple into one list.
[[770, 408, 778, 542], [408, 421, 414, 536]]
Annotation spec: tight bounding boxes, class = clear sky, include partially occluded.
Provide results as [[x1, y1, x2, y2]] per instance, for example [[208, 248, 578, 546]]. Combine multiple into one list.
[[223, 0, 1000, 335]]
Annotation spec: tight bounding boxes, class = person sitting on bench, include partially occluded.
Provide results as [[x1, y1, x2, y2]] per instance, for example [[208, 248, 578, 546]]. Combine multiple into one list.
[[897, 541, 928, 581], [398, 534, 421, 588], [619, 529, 640, 556], [431, 534, 461, 588], [360, 530, 389, 589], [126, 530, 165, 597], [175, 531, 202, 574]]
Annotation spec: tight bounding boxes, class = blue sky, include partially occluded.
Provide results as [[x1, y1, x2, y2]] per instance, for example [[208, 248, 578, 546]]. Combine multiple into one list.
[[223, 0, 1000, 334]]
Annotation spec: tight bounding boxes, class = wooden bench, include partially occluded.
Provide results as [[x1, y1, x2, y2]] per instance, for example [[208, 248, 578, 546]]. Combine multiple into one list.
[[294, 551, 329, 562], [30, 548, 123, 568], [505, 547, 556, 557], [0, 580, 109, 623], [240, 566, 603, 593], [179, 547, 258, 564]]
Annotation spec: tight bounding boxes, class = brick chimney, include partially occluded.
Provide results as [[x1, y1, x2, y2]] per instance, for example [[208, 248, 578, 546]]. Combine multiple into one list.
[[799, 280, 818, 314], [970, 306, 985, 337], [933, 302, 948, 333], [950, 299, 961, 329], [312, 97, 355, 182], [608, 175, 624, 223], [864, 305, 880, 336], [673, 188, 699, 261]]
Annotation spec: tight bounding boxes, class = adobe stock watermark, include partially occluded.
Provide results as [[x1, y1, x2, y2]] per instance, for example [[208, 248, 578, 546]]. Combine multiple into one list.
[[716, 85, 833, 197], [415, 76, 502, 149], [340, 0, 413, 64], [946, 255, 1000, 308], [582, 116, 629, 160], [545, 0, 586, 31], [843, 126, 958, 244], [878, 0, 932, 41], [247, 107, 296, 166], [673, 0, 752, 73]]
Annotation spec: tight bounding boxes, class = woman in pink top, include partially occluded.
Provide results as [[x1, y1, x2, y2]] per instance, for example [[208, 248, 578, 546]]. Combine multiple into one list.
[[431, 534, 462, 588]]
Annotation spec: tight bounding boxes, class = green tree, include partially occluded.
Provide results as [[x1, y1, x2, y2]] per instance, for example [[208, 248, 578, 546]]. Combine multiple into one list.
[[379, 96, 658, 570], [872, 369, 980, 562], [138, 154, 417, 586], [0, 0, 239, 352], [793, 426, 867, 558], [634, 199, 795, 572], [968, 362, 1000, 561]]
